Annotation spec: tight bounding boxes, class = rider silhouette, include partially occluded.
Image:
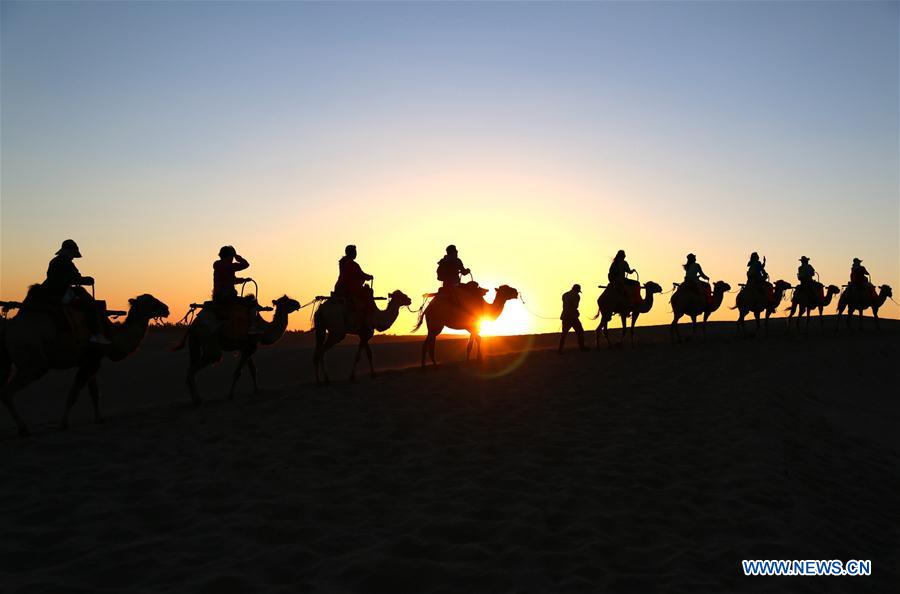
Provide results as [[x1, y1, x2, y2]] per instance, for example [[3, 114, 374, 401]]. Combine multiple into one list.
[[682, 253, 711, 302], [849, 258, 876, 300], [746, 252, 773, 302], [797, 256, 820, 301], [334, 245, 374, 314], [213, 246, 250, 304], [558, 284, 589, 353], [436, 245, 470, 288], [40, 239, 109, 344], [608, 250, 639, 304]]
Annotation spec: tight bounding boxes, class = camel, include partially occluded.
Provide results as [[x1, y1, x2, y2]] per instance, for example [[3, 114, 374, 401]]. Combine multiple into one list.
[[174, 295, 301, 404], [836, 284, 893, 331], [0, 294, 169, 437], [414, 284, 519, 367], [669, 280, 732, 342], [786, 284, 840, 331], [592, 281, 663, 348], [312, 290, 412, 384], [732, 280, 792, 336]]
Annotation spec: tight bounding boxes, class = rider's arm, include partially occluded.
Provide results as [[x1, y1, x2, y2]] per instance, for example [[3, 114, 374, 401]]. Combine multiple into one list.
[[233, 256, 250, 271]]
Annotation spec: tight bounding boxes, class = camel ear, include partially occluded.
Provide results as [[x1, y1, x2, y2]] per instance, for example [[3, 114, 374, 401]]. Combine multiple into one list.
[[128, 298, 136, 306]]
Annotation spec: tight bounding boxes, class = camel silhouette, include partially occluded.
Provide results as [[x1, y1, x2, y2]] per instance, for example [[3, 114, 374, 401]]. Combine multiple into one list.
[[836, 284, 893, 331], [312, 290, 412, 384], [0, 294, 169, 437], [786, 284, 840, 332], [174, 295, 301, 403], [732, 280, 792, 336], [592, 281, 663, 348], [414, 285, 519, 367], [669, 280, 731, 342]]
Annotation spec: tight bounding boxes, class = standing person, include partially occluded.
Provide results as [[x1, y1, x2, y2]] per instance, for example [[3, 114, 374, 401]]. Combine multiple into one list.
[[40, 239, 110, 344], [559, 284, 589, 353], [436, 245, 470, 288]]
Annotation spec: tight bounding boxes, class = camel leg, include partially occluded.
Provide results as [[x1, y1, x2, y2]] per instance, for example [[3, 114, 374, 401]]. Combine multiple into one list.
[[465, 336, 474, 361], [858, 308, 865, 331], [629, 313, 638, 346], [2, 368, 44, 437], [873, 307, 880, 331], [317, 333, 342, 385], [186, 334, 220, 405], [619, 313, 627, 346], [754, 311, 761, 333], [594, 321, 602, 350], [350, 343, 363, 382], [247, 357, 259, 394], [702, 311, 711, 339], [690, 315, 698, 339], [363, 341, 376, 379], [670, 313, 682, 343], [475, 333, 483, 362], [229, 350, 250, 399], [88, 376, 103, 425], [60, 361, 98, 430]]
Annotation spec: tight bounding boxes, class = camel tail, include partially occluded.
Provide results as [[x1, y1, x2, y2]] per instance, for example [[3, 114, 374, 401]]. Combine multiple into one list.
[[589, 306, 601, 321], [729, 305, 739, 310]]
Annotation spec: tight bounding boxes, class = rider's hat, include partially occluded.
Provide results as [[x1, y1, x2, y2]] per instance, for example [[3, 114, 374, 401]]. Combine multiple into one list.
[[686, 253, 696, 261], [615, 249, 626, 258], [219, 245, 236, 258], [345, 244, 357, 255], [853, 257, 862, 264], [572, 284, 581, 292], [446, 244, 457, 254], [799, 256, 810, 262], [56, 239, 81, 258]]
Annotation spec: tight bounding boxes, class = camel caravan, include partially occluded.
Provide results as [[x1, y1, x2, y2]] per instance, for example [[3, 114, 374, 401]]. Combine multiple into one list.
[[0, 239, 894, 436]]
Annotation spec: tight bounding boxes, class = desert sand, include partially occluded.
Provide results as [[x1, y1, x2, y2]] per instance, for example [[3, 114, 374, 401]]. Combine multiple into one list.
[[1, 318, 898, 593]]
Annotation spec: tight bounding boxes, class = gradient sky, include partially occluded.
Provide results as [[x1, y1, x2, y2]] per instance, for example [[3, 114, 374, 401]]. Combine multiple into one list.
[[2, 1, 898, 334]]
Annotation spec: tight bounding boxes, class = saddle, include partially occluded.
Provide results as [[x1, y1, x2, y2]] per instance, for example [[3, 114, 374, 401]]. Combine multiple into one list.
[[193, 296, 265, 340], [437, 281, 487, 312]]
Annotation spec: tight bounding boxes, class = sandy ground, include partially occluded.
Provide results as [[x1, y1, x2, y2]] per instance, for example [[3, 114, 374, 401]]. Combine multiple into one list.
[[1, 317, 898, 593]]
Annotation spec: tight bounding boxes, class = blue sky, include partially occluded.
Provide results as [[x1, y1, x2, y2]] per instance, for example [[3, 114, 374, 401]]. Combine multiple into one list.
[[2, 1, 897, 329]]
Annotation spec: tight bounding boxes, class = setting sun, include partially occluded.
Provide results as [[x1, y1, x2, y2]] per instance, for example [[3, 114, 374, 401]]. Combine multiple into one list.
[[478, 298, 533, 336]]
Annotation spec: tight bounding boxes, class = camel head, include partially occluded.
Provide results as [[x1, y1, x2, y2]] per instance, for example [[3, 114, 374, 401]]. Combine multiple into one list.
[[773, 280, 792, 293], [272, 295, 302, 314], [643, 281, 663, 295], [826, 284, 840, 296], [387, 290, 412, 308], [879, 285, 893, 299], [128, 294, 170, 321], [494, 285, 519, 301], [713, 280, 731, 294]]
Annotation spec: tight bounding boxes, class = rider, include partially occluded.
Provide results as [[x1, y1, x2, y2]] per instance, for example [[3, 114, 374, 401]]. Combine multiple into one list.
[[212, 246, 251, 304], [41, 239, 110, 344], [212, 246, 261, 333], [558, 284, 589, 353], [608, 250, 640, 304], [849, 258, 876, 300], [334, 244, 375, 314], [436, 245, 471, 288], [746, 252, 772, 301], [797, 256, 820, 302], [682, 253, 711, 302]]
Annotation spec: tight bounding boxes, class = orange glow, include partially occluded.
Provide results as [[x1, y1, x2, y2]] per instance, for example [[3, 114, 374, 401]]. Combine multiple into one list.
[[478, 300, 532, 336]]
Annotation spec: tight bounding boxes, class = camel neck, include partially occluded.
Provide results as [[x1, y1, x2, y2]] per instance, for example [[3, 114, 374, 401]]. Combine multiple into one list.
[[260, 308, 289, 345]]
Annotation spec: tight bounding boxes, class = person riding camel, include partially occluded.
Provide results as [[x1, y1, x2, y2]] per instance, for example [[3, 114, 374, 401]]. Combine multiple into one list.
[[746, 252, 773, 302], [682, 253, 711, 303], [212, 246, 261, 334], [849, 257, 877, 301], [797, 256, 822, 303], [334, 244, 375, 317], [39, 239, 110, 344], [608, 250, 640, 305], [436, 245, 470, 288]]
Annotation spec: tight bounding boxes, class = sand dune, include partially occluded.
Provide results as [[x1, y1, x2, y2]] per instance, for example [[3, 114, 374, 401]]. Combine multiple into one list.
[[1, 318, 898, 592]]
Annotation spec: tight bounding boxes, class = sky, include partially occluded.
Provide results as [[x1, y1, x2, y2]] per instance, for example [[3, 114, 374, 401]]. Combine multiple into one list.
[[2, 1, 898, 334]]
